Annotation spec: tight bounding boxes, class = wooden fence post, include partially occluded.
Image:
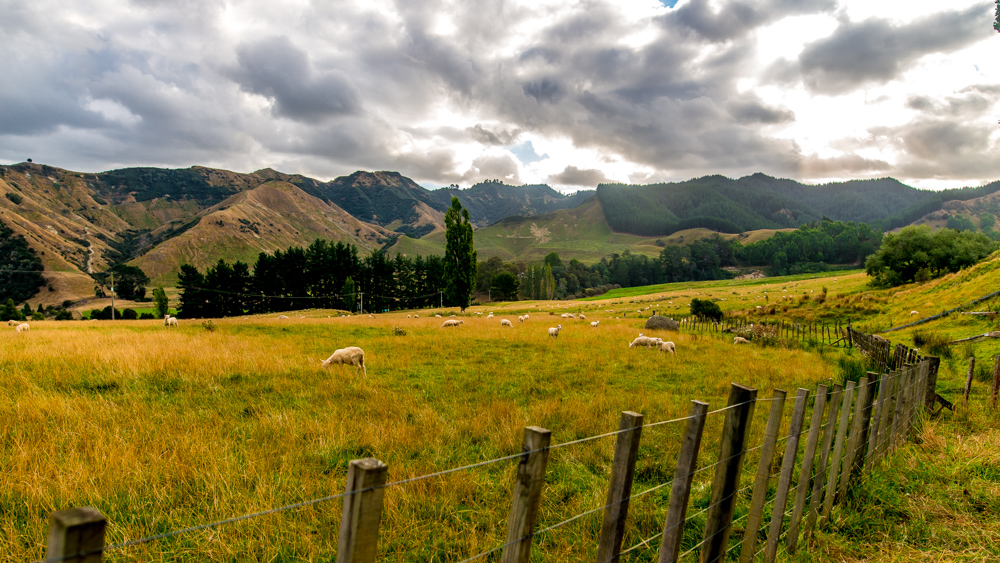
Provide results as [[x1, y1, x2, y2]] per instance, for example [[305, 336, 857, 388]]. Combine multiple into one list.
[[46, 507, 106, 563], [864, 373, 889, 473], [786, 384, 828, 554], [764, 388, 809, 563], [337, 458, 388, 563], [844, 375, 878, 489], [804, 383, 842, 538], [889, 368, 909, 453], [820, 380, 855, 525], [700, 384, 757, 563], [992, 356, 1000, 410], [964, 357, 975, 403], [658, 401, 709, 563], [738, 389, 787, 563], [837, 376, 871, 502], [502, 426, 551, 563], [596, 412, 644, 563], [923, 356, 940, 413], [875, 370, 898, 464]]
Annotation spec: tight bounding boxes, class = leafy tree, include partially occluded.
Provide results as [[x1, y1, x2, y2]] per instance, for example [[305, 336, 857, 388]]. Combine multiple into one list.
[[55, 310, 73, 320], [153, 287, 169, 318], [93, 264, 150, 301], [491, 271, 520, 301], [343, 277, 356, 312], [21, 302, 32, 318], [0, 220, 45, 304], [865, 225, 996, 287], [121, 308, 138, 320], [690, 298, 723, 321], [1, 298, 22, 322], [444, 196, 477, 311], [176, 264, 208, 318]]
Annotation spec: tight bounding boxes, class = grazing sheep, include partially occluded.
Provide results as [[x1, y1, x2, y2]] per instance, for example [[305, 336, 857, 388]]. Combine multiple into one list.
[[518, 315, 524, 323], [7, 320, 19, 326], [487, 313, 494, 319], [441, 319, 463, 328], [579, 314, 586, 320], [658, 341, 676, 354], [734, 336, 750, 345], [548, 324, 562, 337], [591, 321, 599, 327], [523, 314, 529, 320], [501, 319, 513, 327], [629, 335, 662, 348], [407, 314, 411, 318], [435, 314, 443, 318], [164, 316, 178, 328], [414, 314, 419, 318], [277, 315, 289, 319], [15, 323, 29, 333], [910, 311, 918, 316], [320, 346, 367, 377]]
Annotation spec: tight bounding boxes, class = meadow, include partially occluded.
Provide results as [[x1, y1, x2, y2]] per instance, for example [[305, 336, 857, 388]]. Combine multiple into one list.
[[4, 260, 999, 562]]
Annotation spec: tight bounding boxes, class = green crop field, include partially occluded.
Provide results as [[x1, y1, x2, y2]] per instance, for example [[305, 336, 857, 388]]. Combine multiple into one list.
[[3, 257, 999, 562]]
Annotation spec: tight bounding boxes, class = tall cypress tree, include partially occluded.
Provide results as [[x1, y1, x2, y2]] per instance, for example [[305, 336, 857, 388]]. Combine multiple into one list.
[[444, 196, 477, 311]]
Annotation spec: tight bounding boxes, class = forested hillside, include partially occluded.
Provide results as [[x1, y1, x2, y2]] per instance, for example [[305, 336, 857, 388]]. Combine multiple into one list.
[[0, 219, 45, 304], [598, 174, 1000, 237], [431, 180, 594, 227]]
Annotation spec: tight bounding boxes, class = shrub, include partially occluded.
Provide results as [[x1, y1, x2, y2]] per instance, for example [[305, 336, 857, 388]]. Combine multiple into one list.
[[121, 308, 138, 320], [31, 312, 44, 321], [139, 313, 155, 320], [690, 298, 723, 321], [5, 192, 23, 205], [54, 310, 73, 321], [202, 320, 216, 332], [392, 326, 406, 336]]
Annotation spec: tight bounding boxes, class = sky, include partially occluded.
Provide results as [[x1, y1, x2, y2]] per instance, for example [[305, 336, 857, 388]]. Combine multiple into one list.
[[0, 0, 997, 192]]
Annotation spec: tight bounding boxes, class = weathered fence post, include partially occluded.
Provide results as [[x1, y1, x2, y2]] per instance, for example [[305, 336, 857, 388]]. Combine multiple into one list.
[[502, 426, 551, 563], [701, 384, 757, 563], [804, 383, 842, 538], [658, 401, 709, 563], [596, 412, 644, 563], [992, 356, 1000, 410], [820, 380, 855, 524], [764, 388, 809, 563], [738, 389, 787, 563], [337, 458, 388, 563], [965, 357, 975, 403], [864, 373, 889, 473], [786, 384, 828, 554], [844, 375, 878, 490], [875, 370, 897, 464], [46, 507, 106, 563], [889, 368, 909, 453], [838, 376, 871, 501]]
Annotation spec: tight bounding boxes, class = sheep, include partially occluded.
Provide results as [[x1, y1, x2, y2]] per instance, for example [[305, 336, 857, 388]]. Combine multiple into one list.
[[435, 314, 443, 318], [441, 319, 463, 328], [579, 314, 586, 320], [277, 315, 289, 319], [500, 319, 513, 327], [164, 316, 178, 328], [734, 336, 750, 345], [657, 341, 676, 354], [320, 346, 367, 377], [414, 314, 419, 318], [548, 324, 562, 337], [522, 314, 529, 320], [629, 335, 662, 348], [407, 314, 411, 318], [591, 321, 599, 327], [15, 323, 29, 333], [518, 315, 524, 323], [487, 313, 494, 319], [910, 311, 919, 316], [7, 320, 19, 326]]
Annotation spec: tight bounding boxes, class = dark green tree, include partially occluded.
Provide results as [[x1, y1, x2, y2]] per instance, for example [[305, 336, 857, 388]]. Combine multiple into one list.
[[444, 196, 477, 311], [866, 225, 995, 287], [1, 298, 22, 322], [490, 271, 520, 301], [94, 264, 150, 301], [153, 287, 169, 318], [690, 298, 723, 321], [176, 264, 208, 318], [21, 302, 32, 318], [343, 277, 356, 313]]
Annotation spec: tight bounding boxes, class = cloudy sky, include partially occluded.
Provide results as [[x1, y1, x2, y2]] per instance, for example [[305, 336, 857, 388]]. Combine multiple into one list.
[[1, 0, 997, 191]]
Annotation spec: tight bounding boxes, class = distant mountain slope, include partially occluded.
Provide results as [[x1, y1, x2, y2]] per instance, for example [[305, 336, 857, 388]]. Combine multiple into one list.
[[597, 174, 1000, 236], [431, 180, 595, 227]]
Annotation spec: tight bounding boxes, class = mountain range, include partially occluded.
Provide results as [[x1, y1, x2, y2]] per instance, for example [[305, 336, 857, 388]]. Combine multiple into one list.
[[1, 161, 997, 307]]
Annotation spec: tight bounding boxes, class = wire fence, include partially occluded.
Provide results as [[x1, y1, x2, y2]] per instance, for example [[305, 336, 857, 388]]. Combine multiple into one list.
[[33, 329, 935, 563]]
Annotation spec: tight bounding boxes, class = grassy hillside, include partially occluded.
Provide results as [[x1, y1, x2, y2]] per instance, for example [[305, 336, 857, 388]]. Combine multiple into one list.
[[388, 198, 752, 264], [3, 265, 997, 562]]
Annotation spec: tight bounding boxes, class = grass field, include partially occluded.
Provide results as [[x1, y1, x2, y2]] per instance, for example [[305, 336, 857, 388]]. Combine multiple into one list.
[[3, 259, 999, 562]]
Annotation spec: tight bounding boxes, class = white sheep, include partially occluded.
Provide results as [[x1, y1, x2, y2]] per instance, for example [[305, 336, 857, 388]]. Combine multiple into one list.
[[487, 313, 494, 319], [15, 323, 29, 333], [658, 341, 676, 354], [501, 319, 513, 327], [164, 316, 178, 328], [320, 346, 367, 377], [414, 314, 419, 318], [579, 314, 586, 320], [7, 320, 19, 326], [910, 311, 918, 316], [518, 315, 524, 323], [441, 319, 463, 328], [548, 324, 562, 337], [590, 321, 599, 327], [407, 314, 411, 318], [523, 314, 529, 320], [629, 335, 662, 348], [435, 314, 443, 318], [734, 336, 750, 345], [277, 315, 289, 319]]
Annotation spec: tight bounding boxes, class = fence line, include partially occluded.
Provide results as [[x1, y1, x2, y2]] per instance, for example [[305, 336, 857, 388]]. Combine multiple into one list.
[[36, 330, 936, 563]]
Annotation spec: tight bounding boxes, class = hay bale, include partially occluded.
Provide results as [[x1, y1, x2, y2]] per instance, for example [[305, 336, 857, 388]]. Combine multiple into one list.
[[645, 315, 679, 331]]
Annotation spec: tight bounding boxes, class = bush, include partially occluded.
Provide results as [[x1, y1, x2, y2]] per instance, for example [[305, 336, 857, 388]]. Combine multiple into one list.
[[912, 330, 952, 359], [202, 320, 216, 332], [690, 298, 723, 321], [5, 192, 23, 205], [392, 326, 406, 336], [31, 312, 44, 321], [54, 310, 73, 320], [139, 312, 155, 320], [121, 308, 138, 320]]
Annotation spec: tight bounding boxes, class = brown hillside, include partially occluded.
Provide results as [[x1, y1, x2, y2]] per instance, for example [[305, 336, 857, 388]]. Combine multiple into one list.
[[133, 181, 392, 284]]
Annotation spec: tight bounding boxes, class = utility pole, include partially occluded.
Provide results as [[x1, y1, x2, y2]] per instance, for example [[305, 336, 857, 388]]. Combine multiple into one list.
[[359, 292, 363, 315], [110, 271, 115, 321], [440, 290, 443, 309]]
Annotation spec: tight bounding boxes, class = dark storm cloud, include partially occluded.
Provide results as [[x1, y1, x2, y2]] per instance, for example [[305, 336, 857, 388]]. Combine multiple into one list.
[[771, 4, 991, 94], [663, 0, 836, 42], [727, 99, 795, 124], [549, 166, 608, 187], [230, 36, 361, 122], [467, 125, 522, 146]]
